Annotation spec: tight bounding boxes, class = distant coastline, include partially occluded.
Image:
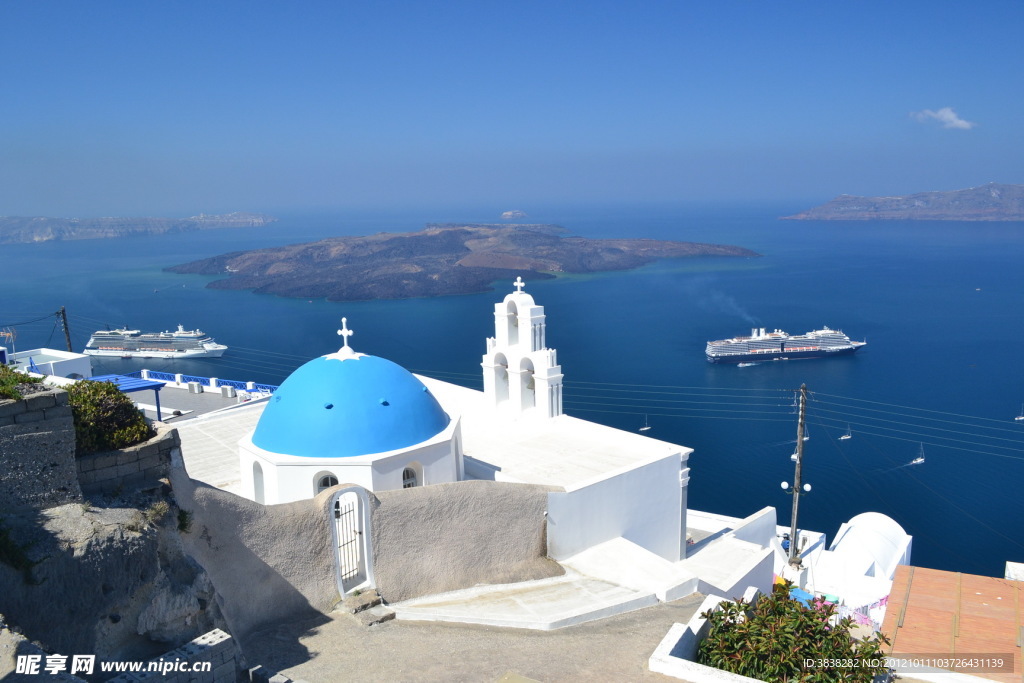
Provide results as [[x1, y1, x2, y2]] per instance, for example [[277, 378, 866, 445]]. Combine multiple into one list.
[[166, 223, 760, 302], [0, 212, 277, 244], [782, 183, 1024, 221]]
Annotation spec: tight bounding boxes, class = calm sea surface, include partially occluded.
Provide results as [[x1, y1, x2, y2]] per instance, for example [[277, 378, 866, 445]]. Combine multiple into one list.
[[3, 202, 1023, 577]]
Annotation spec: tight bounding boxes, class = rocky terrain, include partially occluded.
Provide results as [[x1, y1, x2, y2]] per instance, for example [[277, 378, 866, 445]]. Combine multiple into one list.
[[166, 223, 759, 302], [0, 212, 276, 244], [782, 183, 1024, 221]]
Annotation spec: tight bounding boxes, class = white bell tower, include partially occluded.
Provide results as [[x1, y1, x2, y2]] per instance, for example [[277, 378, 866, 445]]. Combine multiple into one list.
[[482, 277, 563, 418]]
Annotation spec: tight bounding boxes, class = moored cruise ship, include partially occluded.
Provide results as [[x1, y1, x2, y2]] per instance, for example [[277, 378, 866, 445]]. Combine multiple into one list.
[[706, 327, 865, 363], [84, 325, 228, 359]]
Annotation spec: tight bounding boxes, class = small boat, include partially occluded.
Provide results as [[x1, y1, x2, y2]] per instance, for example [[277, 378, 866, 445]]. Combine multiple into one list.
[[639, 415, 652, 432], [839, 425, 852, 441], [911, 444, 925, 465], [1015, 404, 1024, 422]]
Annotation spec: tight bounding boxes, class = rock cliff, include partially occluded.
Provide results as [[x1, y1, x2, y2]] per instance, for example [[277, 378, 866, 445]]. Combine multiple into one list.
[[782, 183, 1024, 221]]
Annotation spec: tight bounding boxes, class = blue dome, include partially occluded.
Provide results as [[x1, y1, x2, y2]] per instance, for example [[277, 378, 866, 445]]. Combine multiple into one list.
[[252, 354, 450, 458]]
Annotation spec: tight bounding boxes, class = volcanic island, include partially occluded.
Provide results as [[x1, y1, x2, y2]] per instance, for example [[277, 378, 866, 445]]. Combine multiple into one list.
[[166, 223, 760, 302]]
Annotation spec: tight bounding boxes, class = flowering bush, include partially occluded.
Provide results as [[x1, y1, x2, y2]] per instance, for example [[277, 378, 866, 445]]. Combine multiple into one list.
[[697, 581, 892, 682]]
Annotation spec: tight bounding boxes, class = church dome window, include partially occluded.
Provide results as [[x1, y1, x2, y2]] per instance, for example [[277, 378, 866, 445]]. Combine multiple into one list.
[[317, 473, 339, 493]]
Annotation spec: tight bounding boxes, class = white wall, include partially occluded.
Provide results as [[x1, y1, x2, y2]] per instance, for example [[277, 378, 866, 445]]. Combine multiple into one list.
[[648, 589, 764, 683], [13, 348, 93, 379], [728, 507, 777, 546], [237, 419, 463, 504], [370, 426, 463, 490], [547, 453, 683, 562]]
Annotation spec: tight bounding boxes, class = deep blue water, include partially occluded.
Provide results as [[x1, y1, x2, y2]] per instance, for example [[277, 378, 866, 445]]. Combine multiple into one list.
[[3, 202, 1023, 577]]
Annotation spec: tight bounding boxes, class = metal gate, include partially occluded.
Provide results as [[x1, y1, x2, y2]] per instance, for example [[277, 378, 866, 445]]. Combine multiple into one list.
[[333, 491, 367, 593]]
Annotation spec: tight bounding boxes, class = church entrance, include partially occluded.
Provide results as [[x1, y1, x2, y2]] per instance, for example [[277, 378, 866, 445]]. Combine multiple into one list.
[[331, 488, 372, 595]]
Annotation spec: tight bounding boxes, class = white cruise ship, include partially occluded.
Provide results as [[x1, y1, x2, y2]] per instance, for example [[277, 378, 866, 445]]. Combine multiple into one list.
[[84, 325, 227, 359], [706, 327, 865, 363]]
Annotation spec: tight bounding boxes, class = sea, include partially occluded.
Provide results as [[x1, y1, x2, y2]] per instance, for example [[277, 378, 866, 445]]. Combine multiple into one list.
[[3, 201, 1023, 578]]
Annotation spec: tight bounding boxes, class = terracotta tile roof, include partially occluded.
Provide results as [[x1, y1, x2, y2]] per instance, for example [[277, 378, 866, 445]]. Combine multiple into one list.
[[882, 565, 1022, 682]]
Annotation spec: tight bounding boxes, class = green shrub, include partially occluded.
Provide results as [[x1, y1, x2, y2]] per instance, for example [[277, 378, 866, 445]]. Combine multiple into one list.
[[145, 500, 170, 524], [66, 380, 153, 456], [696, 581, 892, 682], [0, 365, 41, 401], [177, 509, 193, 533]]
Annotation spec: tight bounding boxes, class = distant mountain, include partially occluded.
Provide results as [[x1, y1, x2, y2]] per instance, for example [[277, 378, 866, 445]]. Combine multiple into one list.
[[782, 183, 1024, 221], [0, 212, 277, 244], [167, 223, 760, 302]]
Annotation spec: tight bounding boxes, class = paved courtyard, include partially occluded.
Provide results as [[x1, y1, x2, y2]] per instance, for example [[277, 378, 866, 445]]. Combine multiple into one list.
[[244, 594, 706, 683]]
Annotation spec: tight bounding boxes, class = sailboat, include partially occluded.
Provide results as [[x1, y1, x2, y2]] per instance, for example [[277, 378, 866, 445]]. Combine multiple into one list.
[[911, 444, 925, 466], [639, 415, 651, 432], [1015, 404, 1024, 422], [839, 425, 852, 441]]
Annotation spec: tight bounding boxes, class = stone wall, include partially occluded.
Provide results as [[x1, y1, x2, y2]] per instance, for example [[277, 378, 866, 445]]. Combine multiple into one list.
[[0, 388, 81, 510], [77, 425, 177, 495], [167, 456, 337, 645], [106, 629, 240, 683], [371, 479, 563, 603]]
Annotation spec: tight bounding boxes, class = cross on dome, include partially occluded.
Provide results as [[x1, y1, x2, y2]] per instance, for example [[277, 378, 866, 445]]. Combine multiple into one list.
[[326, 317, 365, 362], [337, 317, 354, 349], [514, 276, 526, 293]]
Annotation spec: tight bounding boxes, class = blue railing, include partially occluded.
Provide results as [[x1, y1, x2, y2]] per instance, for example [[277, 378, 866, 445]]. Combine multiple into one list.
[[146, 371, 178, 382], [119, 369, 280, 394], [114, 370, 282, 393]]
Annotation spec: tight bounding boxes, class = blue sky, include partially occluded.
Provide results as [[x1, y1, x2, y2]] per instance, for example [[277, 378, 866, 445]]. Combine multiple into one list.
[[1, 1, 1021, 216]]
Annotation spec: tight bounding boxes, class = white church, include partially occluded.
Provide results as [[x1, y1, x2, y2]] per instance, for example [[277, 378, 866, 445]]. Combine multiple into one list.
[[237, 276, 693, 564]]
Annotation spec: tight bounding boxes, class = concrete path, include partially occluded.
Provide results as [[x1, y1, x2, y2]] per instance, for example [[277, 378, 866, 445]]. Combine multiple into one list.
[[244, 593, 706, 682], [391, 570, 659, 630]]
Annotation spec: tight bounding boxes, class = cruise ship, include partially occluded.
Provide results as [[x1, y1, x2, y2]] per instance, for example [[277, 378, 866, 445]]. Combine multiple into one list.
[[706, 327, 865, 363], [84, 325, 228, 359]]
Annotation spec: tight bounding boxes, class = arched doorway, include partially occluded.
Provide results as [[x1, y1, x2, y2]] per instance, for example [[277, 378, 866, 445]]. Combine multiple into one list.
[[330, 487, 373, 595]]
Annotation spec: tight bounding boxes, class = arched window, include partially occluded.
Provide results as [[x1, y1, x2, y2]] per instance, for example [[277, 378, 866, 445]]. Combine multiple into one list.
[[402, 467, 418, 489], [317, 473, 339, 494]]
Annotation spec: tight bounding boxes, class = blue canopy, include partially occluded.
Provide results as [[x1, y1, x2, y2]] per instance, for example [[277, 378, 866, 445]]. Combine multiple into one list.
[[89, 374, 166, 421]]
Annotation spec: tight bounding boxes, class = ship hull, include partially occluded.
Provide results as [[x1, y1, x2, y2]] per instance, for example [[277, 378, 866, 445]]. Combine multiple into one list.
[[707, 345, 861, 364], [83, 346, 227, 359]]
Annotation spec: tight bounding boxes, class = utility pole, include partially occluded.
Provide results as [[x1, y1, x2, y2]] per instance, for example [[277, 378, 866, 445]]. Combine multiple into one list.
[[788, 383, 808, 566], [58, 307, 73, 353]]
